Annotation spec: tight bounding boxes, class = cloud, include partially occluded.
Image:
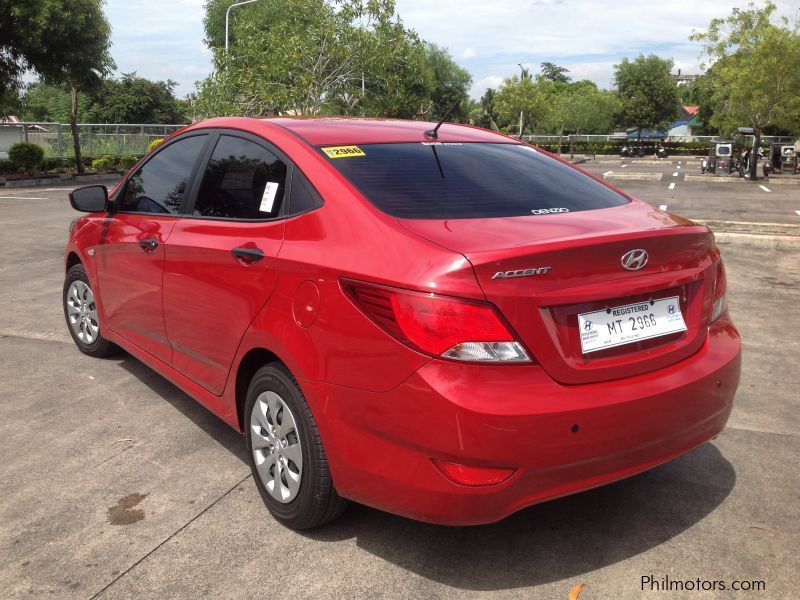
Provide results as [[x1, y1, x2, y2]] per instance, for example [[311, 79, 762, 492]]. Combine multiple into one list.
[[99, 0, 800, 99], [470, 75, 506, 98]]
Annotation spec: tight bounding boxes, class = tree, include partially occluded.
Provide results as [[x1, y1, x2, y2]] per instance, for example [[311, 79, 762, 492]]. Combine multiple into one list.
[[19, 82, 95, 122], [469, 88, 499, 130], [92, 74, 186, 124], [0, 0, 52, 114], [198, 0, 439, 119], [12, 0, 114, 171], [691, 1, 800, 177], [199, 0, 474, 120], [613, 54, 679, 141], [546, 81, 620, 154], [540, 62, 571, 84], [494, 75, 553, 136], [423, 43, 472, 121]]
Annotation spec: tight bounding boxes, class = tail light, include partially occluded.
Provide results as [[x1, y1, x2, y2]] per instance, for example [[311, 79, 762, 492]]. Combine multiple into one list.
[[711, 260, 727, 322], [342, 279, 532, 363]]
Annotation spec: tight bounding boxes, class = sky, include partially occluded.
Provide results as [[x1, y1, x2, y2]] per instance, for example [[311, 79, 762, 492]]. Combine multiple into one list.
[[104, 0, 800, 99]]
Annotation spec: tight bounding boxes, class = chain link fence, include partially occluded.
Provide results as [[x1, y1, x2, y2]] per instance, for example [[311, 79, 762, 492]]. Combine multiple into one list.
[[0, 122, 188, 159]]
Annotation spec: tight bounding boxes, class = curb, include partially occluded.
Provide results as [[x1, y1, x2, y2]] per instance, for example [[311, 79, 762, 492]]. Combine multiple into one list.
[[762, 178, 800, 186], [713, 232, 800, 249], [604, 173, 663, 181], [695, 219, 800, 249], [683, 175, 742, 183]]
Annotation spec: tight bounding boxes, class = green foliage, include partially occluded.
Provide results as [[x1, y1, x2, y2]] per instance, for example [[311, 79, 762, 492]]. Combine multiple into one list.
[[0, 159, 19, 174], [613, 54, 679, 137], [91, 155, 115, 170], [93, 73, 187, 124], [19, 82, 94, 122], [8, 142, 44, 172], [540, 62, 571, 84], [119, 155, 139, 170], [148, 138, 165, 152], [494, 75, 553, 135], [546, 81, 620, 137], [469, 88, 500, 130], [691, 1, 800, 141], [198, 0, 468, 120], [423, 44, 472, 121]]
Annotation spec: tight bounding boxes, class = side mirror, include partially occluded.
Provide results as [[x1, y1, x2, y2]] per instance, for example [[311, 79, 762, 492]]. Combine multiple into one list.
[[69, 185, 108, 213]]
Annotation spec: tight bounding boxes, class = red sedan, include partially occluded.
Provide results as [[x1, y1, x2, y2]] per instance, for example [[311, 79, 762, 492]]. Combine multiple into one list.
[[63, 117, 741, 528]]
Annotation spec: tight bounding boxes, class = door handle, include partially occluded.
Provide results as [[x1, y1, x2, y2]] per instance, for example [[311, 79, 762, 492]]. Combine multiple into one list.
[[138, 238, 158, 251], [231, 247, 264, 264]]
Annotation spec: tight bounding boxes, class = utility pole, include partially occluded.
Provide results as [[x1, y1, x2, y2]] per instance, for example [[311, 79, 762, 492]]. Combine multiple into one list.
[[517, 63, 526, 139], [225, 0, 259, 53]]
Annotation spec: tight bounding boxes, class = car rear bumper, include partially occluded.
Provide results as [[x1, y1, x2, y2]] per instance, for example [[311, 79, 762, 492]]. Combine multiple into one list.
[[303, 318, 741, 525]]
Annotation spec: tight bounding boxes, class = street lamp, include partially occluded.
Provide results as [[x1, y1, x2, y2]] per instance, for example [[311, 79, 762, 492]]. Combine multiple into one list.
[[225, 0, 259, 53], [517, 63, 526, 138]]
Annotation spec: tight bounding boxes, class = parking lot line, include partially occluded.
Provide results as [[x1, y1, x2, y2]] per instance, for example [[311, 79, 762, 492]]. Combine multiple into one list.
[[795, 210, 800, 216], [0, 196, 48, 200], [622, 164, 628, 168], [659, 204, 668, 210], [603, 171, 614, 177], [673, 172, 679, 177], [677, 165, 681, 169], [759, 185, 771, 193], [668, 182, 676, 190]]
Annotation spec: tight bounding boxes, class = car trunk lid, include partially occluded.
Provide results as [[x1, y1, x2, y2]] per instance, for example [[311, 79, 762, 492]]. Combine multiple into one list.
[[399, 202, 719, 384]]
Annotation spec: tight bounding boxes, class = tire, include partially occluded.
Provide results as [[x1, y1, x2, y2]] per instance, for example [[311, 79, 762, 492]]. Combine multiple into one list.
[[245, 362, 348, 529], [63, 264, 116, 358]]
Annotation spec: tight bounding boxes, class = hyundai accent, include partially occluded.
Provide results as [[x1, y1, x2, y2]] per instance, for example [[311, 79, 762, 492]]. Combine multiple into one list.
[[63, 117, 741, 529]]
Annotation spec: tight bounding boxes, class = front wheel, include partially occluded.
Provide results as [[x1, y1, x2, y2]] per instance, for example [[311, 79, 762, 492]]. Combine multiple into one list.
[[63, 264, 116, 357], [245, 363, 348, 529]]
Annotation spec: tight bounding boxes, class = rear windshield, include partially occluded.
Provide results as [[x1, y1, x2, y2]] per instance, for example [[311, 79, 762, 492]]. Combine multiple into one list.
[[322, 142, 628, 219]]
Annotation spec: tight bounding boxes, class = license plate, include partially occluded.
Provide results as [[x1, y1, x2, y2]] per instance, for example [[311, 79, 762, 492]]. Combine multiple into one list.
[[578, 296, 687, 354]]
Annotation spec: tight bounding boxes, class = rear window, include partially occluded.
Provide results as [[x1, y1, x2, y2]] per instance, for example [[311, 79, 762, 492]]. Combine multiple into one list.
[[322, 142, 628, 219]]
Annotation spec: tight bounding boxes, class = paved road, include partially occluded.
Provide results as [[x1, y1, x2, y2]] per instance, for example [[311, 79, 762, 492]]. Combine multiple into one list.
[[579, 157, 800, 226], [1, 185, 798, 598]]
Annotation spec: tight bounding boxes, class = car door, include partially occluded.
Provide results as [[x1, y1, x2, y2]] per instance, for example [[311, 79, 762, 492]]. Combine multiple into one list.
[[162, 132, 290, 395], [95, 133, 209, 363]]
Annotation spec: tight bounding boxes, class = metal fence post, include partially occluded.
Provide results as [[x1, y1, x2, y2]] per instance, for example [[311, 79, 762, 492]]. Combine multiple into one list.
[[141, 125, 145, 154], [88, 126, 93, 157], [115, 125, 120, 156], [57, 124, 63, 158]]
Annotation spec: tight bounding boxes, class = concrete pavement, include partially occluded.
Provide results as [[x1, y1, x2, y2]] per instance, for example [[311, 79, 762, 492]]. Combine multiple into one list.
[[0, 184, 798, 599]]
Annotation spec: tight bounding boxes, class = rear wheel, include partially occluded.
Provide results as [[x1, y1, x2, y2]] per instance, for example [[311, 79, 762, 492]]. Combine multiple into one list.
[[245, 362, 348, 529], [63, 264, 115, 357]]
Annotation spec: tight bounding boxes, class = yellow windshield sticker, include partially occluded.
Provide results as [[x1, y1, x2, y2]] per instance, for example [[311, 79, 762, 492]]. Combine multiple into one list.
[[322, 145, 365, 158]]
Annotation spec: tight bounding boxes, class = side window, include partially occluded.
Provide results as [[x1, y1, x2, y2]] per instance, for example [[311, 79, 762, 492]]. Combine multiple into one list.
[[288, 169, 324, 216], [119, 135, 207, 214], [193, 135, 288, 219]]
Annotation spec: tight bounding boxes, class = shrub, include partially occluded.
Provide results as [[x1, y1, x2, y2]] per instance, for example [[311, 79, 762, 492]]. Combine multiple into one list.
[[0, 158, 20, 175], [40, 157, 71, 172], [8, 142, 45, 173], [147, 138, 165, 153], [91, 155, 116, 171], [119, 155, 139, 170]]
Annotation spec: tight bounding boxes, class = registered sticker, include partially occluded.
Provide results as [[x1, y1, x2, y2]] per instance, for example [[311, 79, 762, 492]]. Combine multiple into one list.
[[322, 145, 365, 158]]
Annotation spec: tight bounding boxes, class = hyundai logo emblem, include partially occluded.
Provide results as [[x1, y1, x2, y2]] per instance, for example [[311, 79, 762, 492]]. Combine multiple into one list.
[[621, 249, 648, 271]]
